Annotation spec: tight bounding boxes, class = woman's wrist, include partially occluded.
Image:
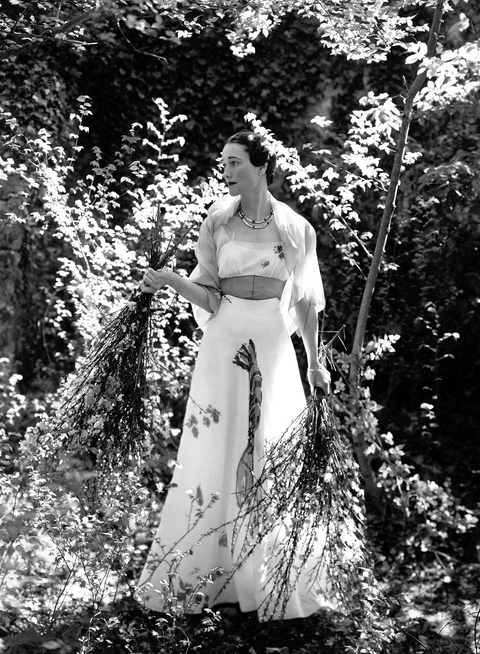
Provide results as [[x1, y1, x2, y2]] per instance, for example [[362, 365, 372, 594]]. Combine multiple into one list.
[[162, 269, 177, 290]]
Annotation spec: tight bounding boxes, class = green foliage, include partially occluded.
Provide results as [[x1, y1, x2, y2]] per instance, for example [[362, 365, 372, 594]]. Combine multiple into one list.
[[1, 95, 221, 389], [367, 37, 480, 470], [0, 0, 435, 63], [1, 434, 148, 625], [1, 2, 480, 652], [0, 93, 401, 652], [331, 336, 479, 651], [0, 97, 225, 653]]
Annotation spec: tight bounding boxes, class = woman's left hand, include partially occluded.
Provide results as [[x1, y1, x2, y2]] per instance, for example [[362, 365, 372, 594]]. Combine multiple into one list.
[[307, 364, 331, 395]]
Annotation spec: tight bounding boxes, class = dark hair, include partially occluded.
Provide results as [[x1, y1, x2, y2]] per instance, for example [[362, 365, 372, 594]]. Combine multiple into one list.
[[225, 130, 277, 186]]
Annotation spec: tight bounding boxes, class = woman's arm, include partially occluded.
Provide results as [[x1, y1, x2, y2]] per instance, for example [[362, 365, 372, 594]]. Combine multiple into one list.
[[296, 299, 331, 394], [140, 268, 212, 313]]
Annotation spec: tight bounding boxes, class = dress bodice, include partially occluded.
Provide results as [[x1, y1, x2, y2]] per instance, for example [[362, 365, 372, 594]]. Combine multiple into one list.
[[217, 230, 288, 281], [189, 194, 325, 333]]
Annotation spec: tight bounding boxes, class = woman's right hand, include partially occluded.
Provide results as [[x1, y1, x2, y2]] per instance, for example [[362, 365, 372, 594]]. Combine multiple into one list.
[[140, 267, 175, 294]]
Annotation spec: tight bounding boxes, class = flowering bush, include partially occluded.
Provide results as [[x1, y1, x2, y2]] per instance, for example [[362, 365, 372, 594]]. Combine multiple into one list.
[[0, 96, 225, 652]]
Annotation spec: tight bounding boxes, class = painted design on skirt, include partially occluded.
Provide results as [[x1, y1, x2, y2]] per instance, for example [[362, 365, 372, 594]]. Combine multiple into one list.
[[232, 339, 263, 507], [185, 404, 221, 437]]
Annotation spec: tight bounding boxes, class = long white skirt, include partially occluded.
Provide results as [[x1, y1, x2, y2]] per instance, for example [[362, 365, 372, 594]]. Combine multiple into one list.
[[137, 296, 332, 620]]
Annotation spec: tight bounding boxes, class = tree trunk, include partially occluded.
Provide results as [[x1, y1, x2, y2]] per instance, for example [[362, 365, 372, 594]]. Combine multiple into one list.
[[348, 0, 445, 501]]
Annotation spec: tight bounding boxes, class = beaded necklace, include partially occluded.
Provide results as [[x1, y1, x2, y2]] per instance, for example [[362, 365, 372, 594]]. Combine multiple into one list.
[[238, 204, 274, 230]]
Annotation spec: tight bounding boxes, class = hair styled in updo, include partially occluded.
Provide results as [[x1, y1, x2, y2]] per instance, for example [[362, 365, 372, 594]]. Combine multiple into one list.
[[225, 130, 277, 186]]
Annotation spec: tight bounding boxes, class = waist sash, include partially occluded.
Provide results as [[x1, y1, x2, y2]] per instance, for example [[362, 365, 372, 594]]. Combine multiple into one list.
[[220, 275, 286, 300]]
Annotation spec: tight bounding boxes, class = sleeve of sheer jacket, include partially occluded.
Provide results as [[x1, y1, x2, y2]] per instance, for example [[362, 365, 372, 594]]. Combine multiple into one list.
[[188, 215, 222, 330], [288, 220, 325, 333]]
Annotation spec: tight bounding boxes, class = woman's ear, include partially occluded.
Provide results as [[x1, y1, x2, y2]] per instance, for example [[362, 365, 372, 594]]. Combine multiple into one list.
[[258, 163, 268, 177]]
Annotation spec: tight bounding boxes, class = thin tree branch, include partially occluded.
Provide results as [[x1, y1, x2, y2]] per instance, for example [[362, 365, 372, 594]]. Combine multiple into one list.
[[115, 19, 167, 63], [347, 0, 445, 501], [0, 9, 100, 60]]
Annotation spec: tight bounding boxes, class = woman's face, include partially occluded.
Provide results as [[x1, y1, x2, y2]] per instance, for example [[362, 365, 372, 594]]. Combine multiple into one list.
[[220, 143, 266, 196]]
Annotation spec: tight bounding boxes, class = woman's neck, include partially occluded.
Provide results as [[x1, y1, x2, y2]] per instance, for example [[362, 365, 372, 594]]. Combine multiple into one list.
[[239, 189, 271, 220]]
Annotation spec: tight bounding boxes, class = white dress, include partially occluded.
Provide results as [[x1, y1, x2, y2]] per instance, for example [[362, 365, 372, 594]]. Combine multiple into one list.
[[137, 196, 332, 621]]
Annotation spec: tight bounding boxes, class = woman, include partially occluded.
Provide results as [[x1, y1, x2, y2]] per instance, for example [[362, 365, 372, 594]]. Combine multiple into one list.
[[137, 130, 332, 621]]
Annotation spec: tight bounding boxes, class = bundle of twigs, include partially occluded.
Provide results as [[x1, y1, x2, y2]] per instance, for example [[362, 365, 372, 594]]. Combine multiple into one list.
[[229, 382, 372, 619], [53, 209, 191, 477]]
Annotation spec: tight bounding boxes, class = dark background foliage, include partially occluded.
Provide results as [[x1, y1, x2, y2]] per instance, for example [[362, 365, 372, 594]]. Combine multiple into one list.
[[2, 0, 479, 523], [1, 0, 479, 525], [1, 1, 480, 651]]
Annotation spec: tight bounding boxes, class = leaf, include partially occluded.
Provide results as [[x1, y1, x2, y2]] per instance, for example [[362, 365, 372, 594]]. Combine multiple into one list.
[[196, 484, 204, 506], [448, 13, 469, 40], [41, 640, 63, 650], [4, 627, 41, 646]]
